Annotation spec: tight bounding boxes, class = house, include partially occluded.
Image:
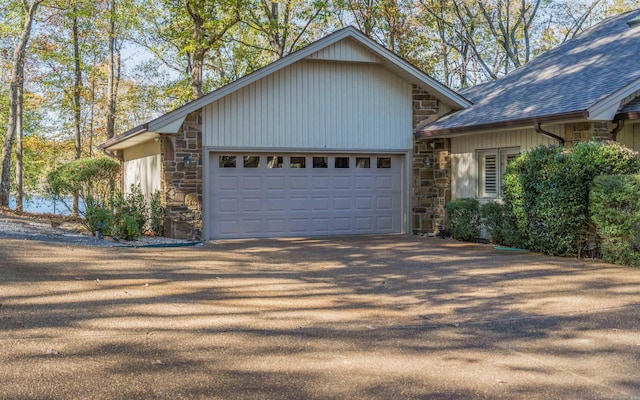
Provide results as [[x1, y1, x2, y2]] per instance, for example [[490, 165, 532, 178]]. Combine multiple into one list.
[[416, 8, 640, 232], [99, 27, 471, 240]]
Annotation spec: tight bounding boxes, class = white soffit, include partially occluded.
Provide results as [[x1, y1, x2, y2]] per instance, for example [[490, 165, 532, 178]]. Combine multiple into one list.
[[107, 132, 159, 151]]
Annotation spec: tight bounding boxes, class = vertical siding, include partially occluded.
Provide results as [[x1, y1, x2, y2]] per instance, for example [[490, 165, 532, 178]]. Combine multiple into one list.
[[203, 62, 413, 150], [123, 155, 161, 199], [305, 38, 381, 63], [450, 127, 560, 199], [617, 122, 640, 152]]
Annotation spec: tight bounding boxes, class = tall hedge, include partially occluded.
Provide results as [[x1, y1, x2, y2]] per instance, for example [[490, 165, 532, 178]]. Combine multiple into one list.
[[590, 175, 640, 266], [503, 141, 640, 256]]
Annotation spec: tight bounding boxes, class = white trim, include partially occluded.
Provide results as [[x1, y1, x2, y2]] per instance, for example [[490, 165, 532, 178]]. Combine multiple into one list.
[[588, 77, 640, 120], [145, 27, 470, 134]]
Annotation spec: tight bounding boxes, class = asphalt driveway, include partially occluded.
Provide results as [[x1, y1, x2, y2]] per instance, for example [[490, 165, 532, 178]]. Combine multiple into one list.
[[1, 235, 639, 399]]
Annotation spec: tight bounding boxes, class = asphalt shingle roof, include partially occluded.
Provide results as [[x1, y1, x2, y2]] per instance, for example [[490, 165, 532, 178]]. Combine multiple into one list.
[[421, 9, 640, 134]]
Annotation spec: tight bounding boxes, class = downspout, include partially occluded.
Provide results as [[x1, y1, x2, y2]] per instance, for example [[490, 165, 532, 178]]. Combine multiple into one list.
[[535, 123, 565, 146], [609, 119, 624, 142]]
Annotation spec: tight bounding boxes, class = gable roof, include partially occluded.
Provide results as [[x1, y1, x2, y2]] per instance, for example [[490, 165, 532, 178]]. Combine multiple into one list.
[[420, 9, 640, 137], [101, 26, 471, 151]]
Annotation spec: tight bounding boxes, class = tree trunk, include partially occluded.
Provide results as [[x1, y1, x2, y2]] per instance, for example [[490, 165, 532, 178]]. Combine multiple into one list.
[[0, 1, 40, 208], [106, 0, 117, 139], [72, 2, 82, 216], [15, 63, 24, 212]]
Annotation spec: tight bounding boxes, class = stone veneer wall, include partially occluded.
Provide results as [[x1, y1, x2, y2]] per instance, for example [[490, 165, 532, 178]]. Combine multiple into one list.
[[161, 110, 203, 240], [411, 85, 451, 234]]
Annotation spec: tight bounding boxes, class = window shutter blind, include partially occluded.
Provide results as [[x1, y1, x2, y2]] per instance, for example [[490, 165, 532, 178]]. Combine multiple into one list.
[[484, 154, 497, 195]]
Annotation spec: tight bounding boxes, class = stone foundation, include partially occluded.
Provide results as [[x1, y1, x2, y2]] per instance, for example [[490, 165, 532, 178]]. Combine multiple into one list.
[[161, 111, 203, 240]]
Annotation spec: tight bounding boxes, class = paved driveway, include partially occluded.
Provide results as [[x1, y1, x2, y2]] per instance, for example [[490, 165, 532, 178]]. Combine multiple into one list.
[[1, 235, 639, 399]]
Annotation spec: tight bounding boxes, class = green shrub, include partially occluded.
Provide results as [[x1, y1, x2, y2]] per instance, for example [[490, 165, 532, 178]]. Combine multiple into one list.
[[84, 197, 114, 235], [479, 202, 509, 245], [503, 141, 640, 256], [445, 198, 480, 241], [149, 191, 165, 236], [47, 157, 120, 211], [590, 175, 640, 266]]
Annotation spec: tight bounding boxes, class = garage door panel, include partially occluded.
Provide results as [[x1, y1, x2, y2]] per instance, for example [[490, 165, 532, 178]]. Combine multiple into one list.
[[334, 197, 351, 210], [266, 197, 286, 211], [242, 198, 263, 212], [218, 176, 239, 190], [290, 177, 308, 190], [209, 153, 402, 239]]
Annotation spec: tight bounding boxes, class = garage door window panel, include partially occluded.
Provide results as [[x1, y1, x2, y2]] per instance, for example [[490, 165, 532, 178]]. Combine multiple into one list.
[[244, 156, 260, 168], [335, 157, 349, 168], [219, 155, 236, 168], [356, 157, 370, 168], [267, 156, 283, 168], [290, 157, 306, 168], [377, 157, 391, 168], [313, 157, 328, 168]]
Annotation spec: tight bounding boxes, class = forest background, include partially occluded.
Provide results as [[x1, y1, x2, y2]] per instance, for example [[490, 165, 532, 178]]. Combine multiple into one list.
[[1, 0, 639, 213]]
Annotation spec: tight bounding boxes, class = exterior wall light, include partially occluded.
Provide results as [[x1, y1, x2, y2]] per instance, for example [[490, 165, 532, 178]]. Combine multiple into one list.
[[183, 155, 192, 168]]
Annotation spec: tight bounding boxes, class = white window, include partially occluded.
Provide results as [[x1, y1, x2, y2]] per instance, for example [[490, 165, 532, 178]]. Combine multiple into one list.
[[477, 147, 520, 198]]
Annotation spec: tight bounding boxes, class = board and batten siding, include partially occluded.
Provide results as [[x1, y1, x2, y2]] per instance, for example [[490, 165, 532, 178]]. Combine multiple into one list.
[[122, 140, 161, 199], [617, 122, 640, 152], [450, 127, 560, 199], [202, 61, 413, 150], [305, 38, 382, 63]]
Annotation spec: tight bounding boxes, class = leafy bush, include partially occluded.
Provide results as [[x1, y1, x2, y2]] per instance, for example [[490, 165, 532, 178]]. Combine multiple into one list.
[[503, 141, 640, 256], [47, 157, 120, 211], [445, 198, 480, 241], [480, 201, 505, 244], [149, 191, 165, 236], [590, 175, 640, 266]]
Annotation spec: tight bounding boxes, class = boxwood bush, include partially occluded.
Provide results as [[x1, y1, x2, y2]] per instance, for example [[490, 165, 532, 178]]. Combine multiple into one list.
[[445, 198, 480, 241], [503, 141, 640, 256], [590, 175, 640, 266]]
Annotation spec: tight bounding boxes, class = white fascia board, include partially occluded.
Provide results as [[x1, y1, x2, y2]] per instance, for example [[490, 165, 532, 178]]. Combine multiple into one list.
[[143, 27, 470, 131], [588, 77, 640, 120]]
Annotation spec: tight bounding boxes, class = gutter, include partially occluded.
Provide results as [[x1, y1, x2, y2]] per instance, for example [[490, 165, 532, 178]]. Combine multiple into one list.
[[534, 123, 565, 145]]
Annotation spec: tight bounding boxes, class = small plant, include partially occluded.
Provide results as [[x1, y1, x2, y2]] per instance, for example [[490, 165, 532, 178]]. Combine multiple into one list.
[[445, 198, 480, 241]]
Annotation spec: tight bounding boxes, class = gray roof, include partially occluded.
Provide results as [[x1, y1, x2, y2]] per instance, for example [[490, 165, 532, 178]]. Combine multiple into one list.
[[421, 9, 640, 135]]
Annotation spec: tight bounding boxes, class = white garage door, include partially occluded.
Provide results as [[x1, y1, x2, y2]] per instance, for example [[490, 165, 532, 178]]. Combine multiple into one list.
[[207, 153, 403, 239]]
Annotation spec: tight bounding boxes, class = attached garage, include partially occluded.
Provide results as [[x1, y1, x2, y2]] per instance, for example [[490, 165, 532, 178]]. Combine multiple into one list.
[[208, 153, 403, 239], [100, 27, 470, 240]]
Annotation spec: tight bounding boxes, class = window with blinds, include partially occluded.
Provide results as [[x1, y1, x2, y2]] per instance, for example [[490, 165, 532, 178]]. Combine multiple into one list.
[[477, 147, 520, 198]]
